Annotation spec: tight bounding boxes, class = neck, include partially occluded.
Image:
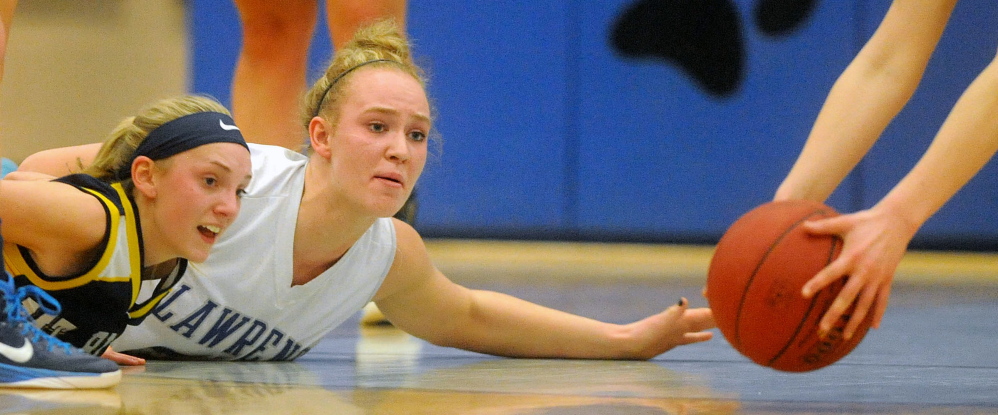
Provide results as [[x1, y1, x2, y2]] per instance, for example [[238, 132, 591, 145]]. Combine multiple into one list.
[[135, 195, 172, 267], [142, 258, 179, 280], [293, 164, 379, 284]]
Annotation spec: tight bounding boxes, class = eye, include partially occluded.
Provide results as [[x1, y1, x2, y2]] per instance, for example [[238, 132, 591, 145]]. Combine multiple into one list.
[[204, 177, 217, 187], [236, 188, 247, 198], [369, 122, 387, 133], [408, 131, 427, 142]]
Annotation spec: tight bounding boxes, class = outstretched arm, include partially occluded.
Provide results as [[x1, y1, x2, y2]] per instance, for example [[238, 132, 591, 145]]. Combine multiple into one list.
[[804, 48, 998, 341], [774, 0, 958, 202], [375, 220, 714, 360]]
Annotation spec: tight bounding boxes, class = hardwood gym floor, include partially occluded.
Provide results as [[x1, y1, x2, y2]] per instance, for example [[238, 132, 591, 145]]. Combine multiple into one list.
[[3, 240, 997, 414]]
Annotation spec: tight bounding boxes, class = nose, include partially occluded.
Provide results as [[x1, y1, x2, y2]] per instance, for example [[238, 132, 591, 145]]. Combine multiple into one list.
[[214, 193, 241, 219], [386, 132, 411, 163]]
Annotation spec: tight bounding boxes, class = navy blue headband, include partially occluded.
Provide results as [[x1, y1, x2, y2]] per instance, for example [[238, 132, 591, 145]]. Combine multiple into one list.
[[114, 112, 249, 181], [312, 59, 398, 119]]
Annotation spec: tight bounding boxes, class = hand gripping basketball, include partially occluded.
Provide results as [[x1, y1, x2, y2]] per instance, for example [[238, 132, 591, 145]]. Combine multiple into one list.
[[706, 200, 874, 372]]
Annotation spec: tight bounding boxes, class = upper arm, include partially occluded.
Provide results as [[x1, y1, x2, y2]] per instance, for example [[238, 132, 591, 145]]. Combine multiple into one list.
[[0, 179, 107, 258], [18, 143, 103, 176], [372, 219, 472, 344]]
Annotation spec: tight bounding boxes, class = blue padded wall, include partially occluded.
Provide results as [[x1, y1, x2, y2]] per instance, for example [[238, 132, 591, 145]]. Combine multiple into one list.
[[407, 2, 571, 235], [572, 0, 859, 241], [188, 0, 998, 248]]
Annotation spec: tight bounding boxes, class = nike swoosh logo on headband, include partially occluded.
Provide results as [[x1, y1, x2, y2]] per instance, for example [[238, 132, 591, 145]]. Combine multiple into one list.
[[219, 120, 240, 131]]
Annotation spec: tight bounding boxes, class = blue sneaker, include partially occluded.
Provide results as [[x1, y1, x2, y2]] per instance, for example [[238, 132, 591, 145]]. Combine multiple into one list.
[[1, 226, 122, 389], [0, 158, 16, 179]]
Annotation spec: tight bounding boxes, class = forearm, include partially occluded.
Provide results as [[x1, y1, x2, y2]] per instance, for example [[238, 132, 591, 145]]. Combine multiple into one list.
[[875, 55, 998, 233], [380, 223, 709, 361], [432, 289, 631, 359], [17, 143, 102, 176], [775, 64, 915, 201], [775, 1, 955, 201]]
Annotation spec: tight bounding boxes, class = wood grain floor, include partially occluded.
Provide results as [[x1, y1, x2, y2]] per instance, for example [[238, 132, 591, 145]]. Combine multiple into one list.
[[3, 241, 997, 414]]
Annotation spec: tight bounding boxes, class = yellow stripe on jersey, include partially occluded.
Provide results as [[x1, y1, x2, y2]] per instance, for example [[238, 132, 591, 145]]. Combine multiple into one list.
[[112, 182, 144, 309], [128, 290, 171, 320], [2, 243, 25, 276], [11, 184, 142, 292]]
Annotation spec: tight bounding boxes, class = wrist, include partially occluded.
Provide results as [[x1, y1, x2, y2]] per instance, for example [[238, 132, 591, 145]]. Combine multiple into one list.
[[607, 322, 654, 360], [870, 199, 923, 240]]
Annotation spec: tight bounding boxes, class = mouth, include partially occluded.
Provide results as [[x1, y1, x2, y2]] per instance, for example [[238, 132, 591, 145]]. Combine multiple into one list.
[[197, 225, 221, 243], [375, 174, 404, 188]]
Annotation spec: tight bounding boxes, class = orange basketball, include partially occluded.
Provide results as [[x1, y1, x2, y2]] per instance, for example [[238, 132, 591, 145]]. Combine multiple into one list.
[[706, 200, 872, 372]]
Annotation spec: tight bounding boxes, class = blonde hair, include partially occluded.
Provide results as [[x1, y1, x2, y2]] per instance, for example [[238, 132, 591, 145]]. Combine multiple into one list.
[[301, 19, 427, 147], [83, 95, 231, 185]]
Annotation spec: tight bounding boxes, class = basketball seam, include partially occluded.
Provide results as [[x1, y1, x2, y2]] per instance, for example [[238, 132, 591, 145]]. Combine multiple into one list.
[[732, 209, 829, 351], [766, 212, 841, 368]]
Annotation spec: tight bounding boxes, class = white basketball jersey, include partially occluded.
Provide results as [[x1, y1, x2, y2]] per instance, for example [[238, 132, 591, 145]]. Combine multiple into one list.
[[113, 144, 397, 360]]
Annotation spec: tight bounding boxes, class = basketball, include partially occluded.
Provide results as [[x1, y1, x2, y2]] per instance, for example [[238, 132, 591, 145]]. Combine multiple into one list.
[[706, 200, 872, 372]]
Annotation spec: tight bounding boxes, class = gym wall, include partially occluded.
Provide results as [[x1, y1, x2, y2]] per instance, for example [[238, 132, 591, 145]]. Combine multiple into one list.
[[5, 1, 998, 249]]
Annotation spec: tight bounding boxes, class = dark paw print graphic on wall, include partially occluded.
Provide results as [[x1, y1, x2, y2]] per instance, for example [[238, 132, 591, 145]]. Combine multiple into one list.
[[611, 0, 818, 98], [754, 0, 818, 35]]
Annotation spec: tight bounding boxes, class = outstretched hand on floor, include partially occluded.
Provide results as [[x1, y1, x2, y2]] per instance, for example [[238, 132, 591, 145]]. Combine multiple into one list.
[[623, 298, 715, 359]]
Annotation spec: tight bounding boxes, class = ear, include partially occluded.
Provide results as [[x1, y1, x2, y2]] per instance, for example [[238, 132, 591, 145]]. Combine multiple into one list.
[[308, 116, 334, 159], [130, 156, 158, 199]]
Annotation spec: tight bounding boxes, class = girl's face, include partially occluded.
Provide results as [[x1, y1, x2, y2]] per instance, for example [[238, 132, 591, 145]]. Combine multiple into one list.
[[141, 142, 252, 264], [316, 68, 431, 218]]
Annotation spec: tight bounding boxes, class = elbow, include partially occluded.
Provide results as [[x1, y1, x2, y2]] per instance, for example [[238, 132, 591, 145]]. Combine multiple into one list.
[[17, 150, 66, 175], [853, 46, 930, 97], [16, 152, 44, 172]]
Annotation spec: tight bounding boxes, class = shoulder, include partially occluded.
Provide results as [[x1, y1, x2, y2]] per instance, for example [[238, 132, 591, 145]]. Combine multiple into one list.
[[0, 176, 109, 267], [373, 219, 434, 299], [390, 218, 420, 249], [53, 174, 124, 212]]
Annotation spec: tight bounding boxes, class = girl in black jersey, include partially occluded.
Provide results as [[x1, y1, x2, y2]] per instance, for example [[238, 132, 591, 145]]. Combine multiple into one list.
[[1, 95, 252, 355]]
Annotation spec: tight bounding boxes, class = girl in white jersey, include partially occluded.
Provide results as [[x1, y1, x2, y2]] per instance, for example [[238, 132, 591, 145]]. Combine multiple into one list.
[[19, 20, 715, 363], [774, 1, 998, 342]]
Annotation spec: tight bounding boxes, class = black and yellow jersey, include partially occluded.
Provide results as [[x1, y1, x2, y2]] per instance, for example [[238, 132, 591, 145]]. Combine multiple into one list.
[[2, 174, 186, 355]]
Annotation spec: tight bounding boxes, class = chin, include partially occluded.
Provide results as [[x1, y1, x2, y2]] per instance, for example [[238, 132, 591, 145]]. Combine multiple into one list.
[[367, 199, 406, 218], [185, 250, 211, 264]]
